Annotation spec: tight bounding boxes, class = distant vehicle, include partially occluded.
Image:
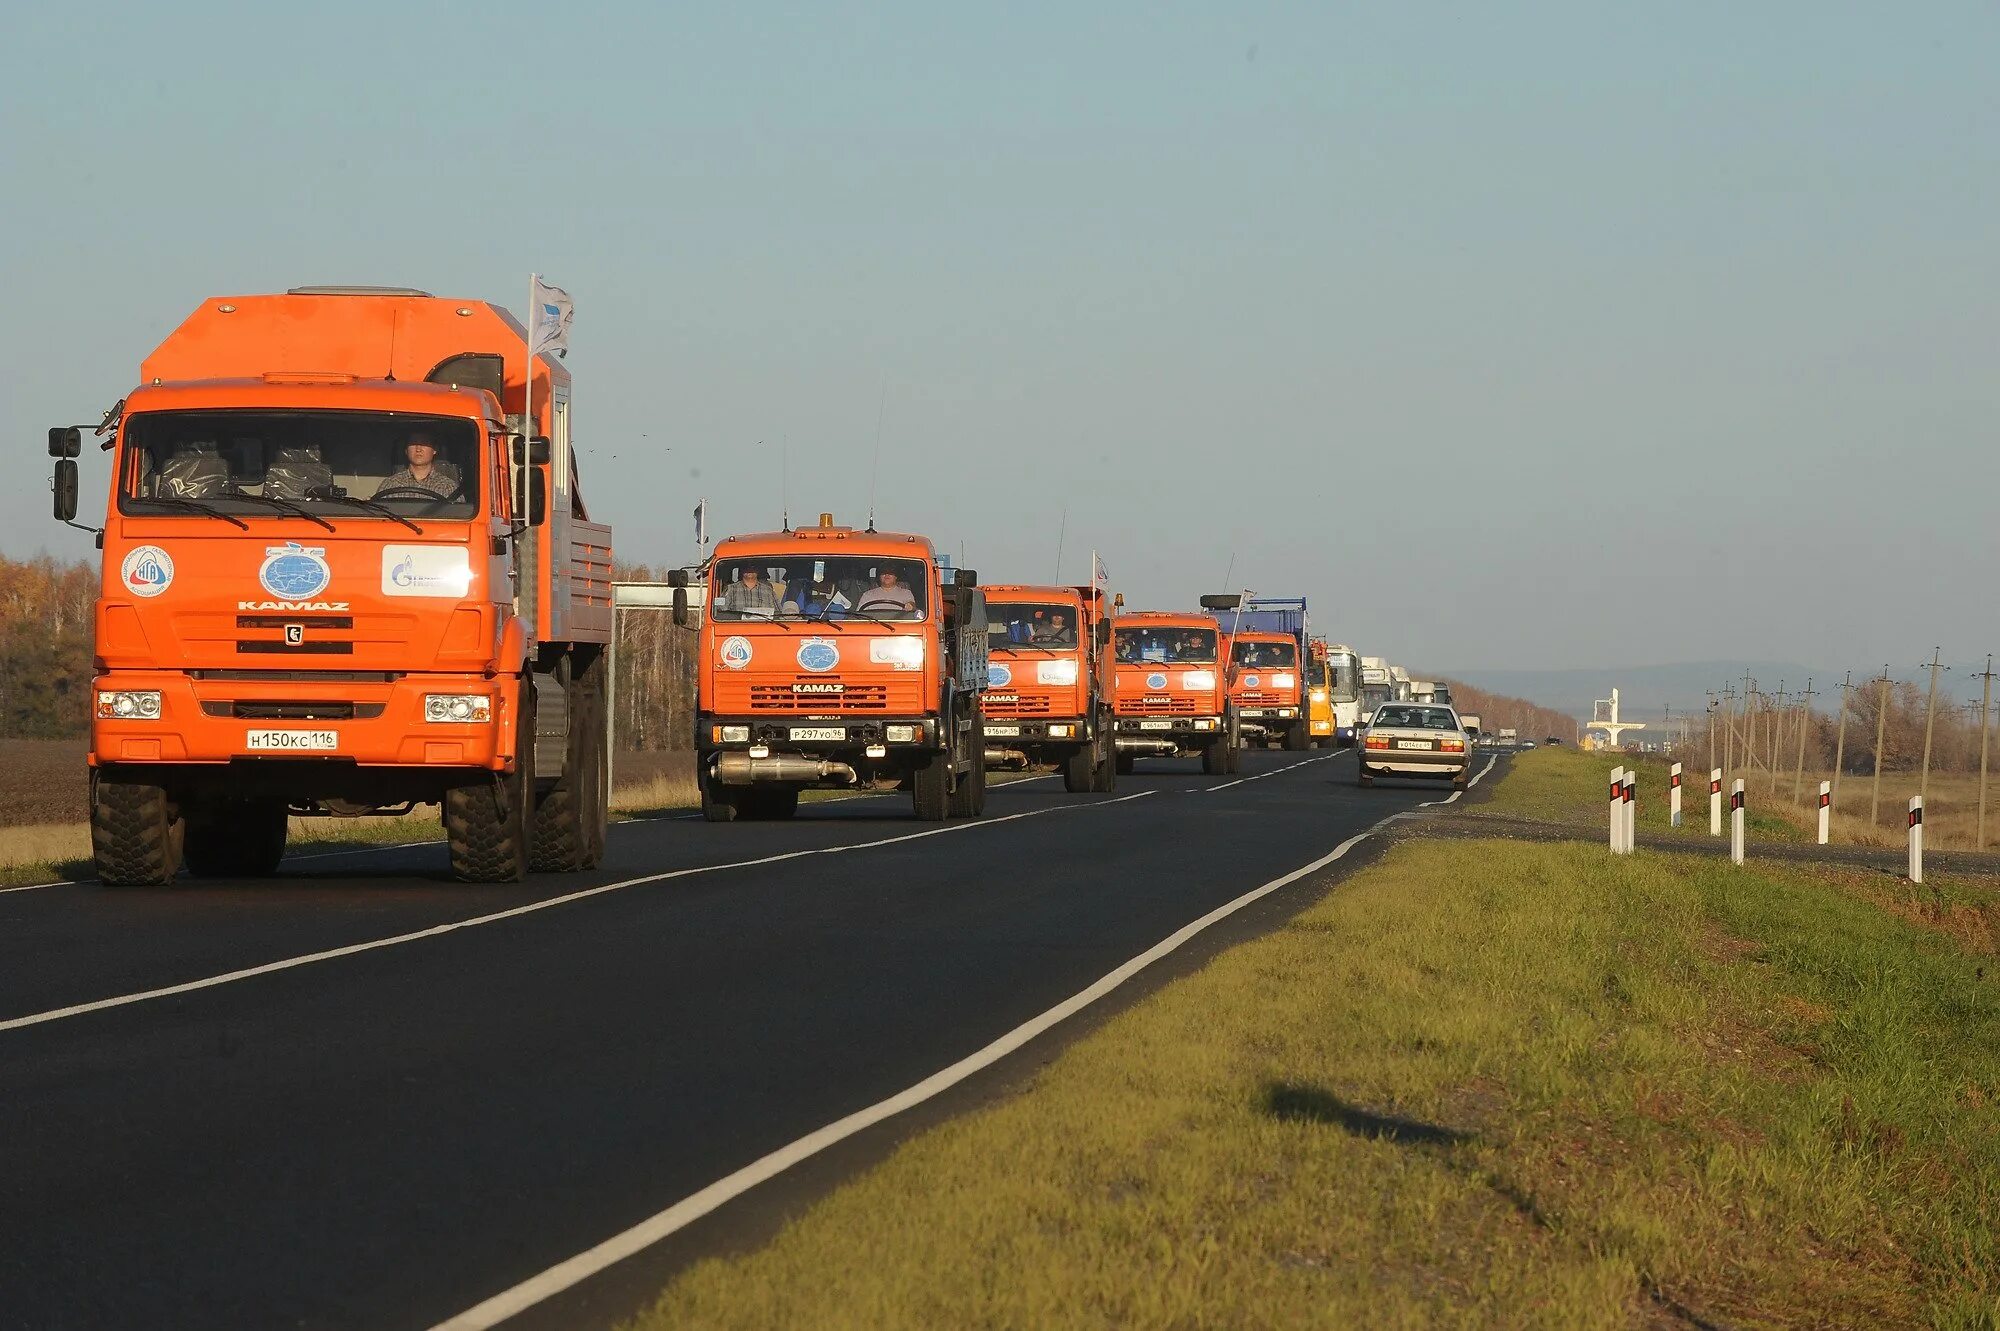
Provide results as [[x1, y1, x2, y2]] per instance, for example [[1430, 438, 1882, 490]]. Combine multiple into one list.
[[981, 582, 1117, 791], [1498, 727, 1517, 741], [1306, 639, 1363, 747], [1523, 740, 1537, 749], [1205, 596, 1312, 750], [1358, 703, 1470, 790], [1358, 656, 1394, 716], [1546, 737, 1563, 746], [1110, 602, 1238, 775], [1432, 682, 1454, 705], [1458, 713, 1483, 737]]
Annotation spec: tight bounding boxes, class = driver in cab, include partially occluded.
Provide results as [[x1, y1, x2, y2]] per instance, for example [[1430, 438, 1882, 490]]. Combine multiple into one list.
[[374, 431, 462, 500]]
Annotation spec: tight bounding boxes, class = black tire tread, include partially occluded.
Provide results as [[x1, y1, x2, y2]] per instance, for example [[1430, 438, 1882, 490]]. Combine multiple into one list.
[[91, 780, 183, 887]]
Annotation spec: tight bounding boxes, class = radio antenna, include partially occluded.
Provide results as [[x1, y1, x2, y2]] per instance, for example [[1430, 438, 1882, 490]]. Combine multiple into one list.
[[1053, 505, 1067, 583], [1220, 552, 1235, 591], [780, 439, 790, 533], [866, 381, 884, 533]]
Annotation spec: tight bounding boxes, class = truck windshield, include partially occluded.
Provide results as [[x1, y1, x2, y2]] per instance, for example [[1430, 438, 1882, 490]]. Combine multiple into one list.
[[988, 603, 1076, 651], [1114, 626, 1216, 664], [711, 555, 928, 622], [119, 410, 481, 520], [1231, 640, 1297, 669]]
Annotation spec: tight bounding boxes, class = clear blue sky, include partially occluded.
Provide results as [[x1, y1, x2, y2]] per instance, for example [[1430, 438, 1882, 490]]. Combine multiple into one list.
[[3, 1, 1994, 672]]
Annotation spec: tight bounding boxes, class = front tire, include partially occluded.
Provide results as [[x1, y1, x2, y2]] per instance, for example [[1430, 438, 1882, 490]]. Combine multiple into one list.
[[1062, 743, 1094, 793], [1115, 751, 1135, 776], [91, 778, 184, 887], [529, 654, 610, 871], [447, 688, 535, 882], [949, 753, 986, 817], [700, 767, 740, 823], [911, 749, 950, 820], [1284, 721, 1308, 751]]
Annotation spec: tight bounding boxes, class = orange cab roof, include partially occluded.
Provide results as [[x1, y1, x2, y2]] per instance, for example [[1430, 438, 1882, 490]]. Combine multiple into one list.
[[1116, 610, 1219, 627], [122, 377, 501, 419], [713, 524, 938, 560], [983, 584, 1085, 603]]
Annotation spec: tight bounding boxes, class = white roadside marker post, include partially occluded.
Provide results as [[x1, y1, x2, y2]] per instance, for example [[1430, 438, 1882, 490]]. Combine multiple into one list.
[[1670, 762, 1683, 828], [1609, 766, 1624, 853], [1730, 779, 1746, 865], [1908, 796, 1924, 884], [1817, 780, 1831, 845], [1623, 768, 1637, 853], [1709, 768, 1723, 837]]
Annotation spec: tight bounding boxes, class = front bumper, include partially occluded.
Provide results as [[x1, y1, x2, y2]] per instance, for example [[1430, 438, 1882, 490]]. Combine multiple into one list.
[[1114, 714, 1222, 742], [90, 671, 508, 770], [982, 717, 1088, 743], [698, 713, 943, 755], [1239, 706, 1300, 721]]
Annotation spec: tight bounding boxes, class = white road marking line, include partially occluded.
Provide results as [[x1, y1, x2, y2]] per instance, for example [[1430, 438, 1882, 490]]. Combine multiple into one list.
[[1198, 751, 1338, 792], [429, 813, 1393, 1331], [0, 793, 1155, 1037]]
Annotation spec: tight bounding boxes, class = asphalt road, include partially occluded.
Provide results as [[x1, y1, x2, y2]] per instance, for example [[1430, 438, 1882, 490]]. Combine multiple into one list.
[[0, 747, 1493, 1330]]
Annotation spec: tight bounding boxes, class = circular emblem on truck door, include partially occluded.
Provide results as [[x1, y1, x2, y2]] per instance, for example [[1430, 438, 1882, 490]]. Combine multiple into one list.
[[797, 638, 840, 673], [120, 545, 175, 598], [1146, 671, 1168, 691], [987, 663, 1013, 688], [259, 542, 331, 600], [720, 636, 753, 669]]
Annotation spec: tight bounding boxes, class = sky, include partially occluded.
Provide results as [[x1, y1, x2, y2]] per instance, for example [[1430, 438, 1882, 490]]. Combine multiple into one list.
[[2, 1, 1994, 674]]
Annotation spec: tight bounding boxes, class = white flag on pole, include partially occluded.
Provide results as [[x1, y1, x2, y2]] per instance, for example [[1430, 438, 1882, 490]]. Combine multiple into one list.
[[528, 276, 573, 356], [693, 499, 707, 548], [1092, 551, 1109, 586]]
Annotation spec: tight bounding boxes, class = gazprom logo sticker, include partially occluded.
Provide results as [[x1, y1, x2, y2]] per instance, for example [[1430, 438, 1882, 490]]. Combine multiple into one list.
[[121, 545, 174, 598], [1146, 671, 1168, 691], [720, 636, 753, 670], [988, 663, 1013, 689], [797, 638, 840, 673], [259, 542, 331, 601]]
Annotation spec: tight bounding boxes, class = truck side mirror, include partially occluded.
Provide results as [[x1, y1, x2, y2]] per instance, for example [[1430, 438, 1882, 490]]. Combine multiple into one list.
[[1095, 620, 1110, 649], [511, 436, 551, 466], [667, 568, 689, 588], [52, 459, 78, 521], [48, 427, 81, 458], [954, 568, 977, 588], [518, 468, 548, 526], [672, 586, 689, 628]]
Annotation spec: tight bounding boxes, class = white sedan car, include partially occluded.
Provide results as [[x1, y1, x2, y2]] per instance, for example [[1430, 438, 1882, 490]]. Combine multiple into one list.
[[1358, 703, 1470, 789]]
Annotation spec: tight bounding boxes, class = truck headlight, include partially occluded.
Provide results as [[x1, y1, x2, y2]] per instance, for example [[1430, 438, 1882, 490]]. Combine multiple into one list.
[[1193, 717, 1218, 731], [1035, 659, 1079, 686], [869, 636, 926, 669], [885, 724, 920, 743], [715, 724, 750, 743], [1046, 723, 1074, 738], [424, 694, 492, 723], [1272, 672, 1296, 689], [97, 690, 162, 720], [1181, 670, 1215, 690], [1310, 689, 1327, 703]]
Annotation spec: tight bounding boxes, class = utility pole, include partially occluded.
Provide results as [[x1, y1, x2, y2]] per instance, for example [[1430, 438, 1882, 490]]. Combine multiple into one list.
[[1977, 655, 1995, 852], [1919, 647, 1948, 802], [1791, 677, 1816, 805], [1767, 679, 1787, 794], [1870, 665, 1892, 826], [1830, 671, 1853, 814], [1705, 692, 1719, 776], [1720, 684, 1737, 784], [1740, 671, 1757, 786]]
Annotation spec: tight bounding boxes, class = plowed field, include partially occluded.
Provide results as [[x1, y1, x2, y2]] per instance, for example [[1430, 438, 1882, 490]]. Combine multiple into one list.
[[0, 740, 88, 826]]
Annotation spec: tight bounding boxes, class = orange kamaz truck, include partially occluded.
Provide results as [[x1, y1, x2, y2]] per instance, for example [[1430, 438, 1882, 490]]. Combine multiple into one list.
[[981, 583, 1116, 792], [48, 286, 613, 885], [674, 515, 988, 821], [1109, 599, 1240, 776]]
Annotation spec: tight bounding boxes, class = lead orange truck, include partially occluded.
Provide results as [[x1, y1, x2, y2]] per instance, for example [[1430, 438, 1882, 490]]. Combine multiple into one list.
[[47, 286, 613, 885], [677, 515, 989, 821], [980, 583, 1117, 792], [1108, 599, 1241, 776]]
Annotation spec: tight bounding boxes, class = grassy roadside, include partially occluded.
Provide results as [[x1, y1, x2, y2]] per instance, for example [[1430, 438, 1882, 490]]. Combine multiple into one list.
[[628, 766, 2000, 1327]]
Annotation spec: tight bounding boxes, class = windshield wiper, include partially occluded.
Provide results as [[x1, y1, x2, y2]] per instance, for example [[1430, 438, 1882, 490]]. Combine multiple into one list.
[[306, 489, 423, 534], [125, 495, 250, 530], [227, 493, 336, 532], [997, 641, 1061, 655]]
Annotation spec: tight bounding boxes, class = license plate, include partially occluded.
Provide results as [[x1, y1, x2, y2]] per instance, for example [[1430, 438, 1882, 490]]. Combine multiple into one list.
[[1139, 720, 1173, 730], [246, 729, 338, 751], [984, 725, 1021, 737], [1395, 739, 1433, 750], [789, 726, 845, 741]]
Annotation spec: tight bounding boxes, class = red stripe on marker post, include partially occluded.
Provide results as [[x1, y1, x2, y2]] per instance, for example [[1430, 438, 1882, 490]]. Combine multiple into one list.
[[1731, 790, 1745, 811], [1819, 792, 1831, 809]]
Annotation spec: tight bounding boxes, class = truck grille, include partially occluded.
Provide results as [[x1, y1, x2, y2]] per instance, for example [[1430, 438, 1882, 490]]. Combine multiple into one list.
[[983, 693, 1054, 717], [200, 700, 386, 720], [1237, 690, 1286, 705], [748, 682, 890, 711], [1116, 695, 1197, 714]]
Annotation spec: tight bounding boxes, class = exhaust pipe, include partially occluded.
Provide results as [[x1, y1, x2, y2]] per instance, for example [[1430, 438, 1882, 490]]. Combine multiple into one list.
[[983, 747, 1031, 768], [1115, 737, 1178, 755], [715, 752, 857, 786], [1238, 722, 1269, 738]]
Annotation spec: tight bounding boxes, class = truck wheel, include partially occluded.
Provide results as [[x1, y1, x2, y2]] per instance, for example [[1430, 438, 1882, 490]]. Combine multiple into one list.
[[1092, 732, 1117, 792], [700, 769, 740, 823], [950, 753, 986, 817], [530, 655, 609, 872], [1062, 744, 1093, 793], [1115, 751, 1135, 777], [1284, 721, 1308, 752], [91, 778, 184, 887], [183, 798, 289, 877], [911, 750, 950, 820], [1202, 738, 1228, 775], [447, 690, 535, 882]]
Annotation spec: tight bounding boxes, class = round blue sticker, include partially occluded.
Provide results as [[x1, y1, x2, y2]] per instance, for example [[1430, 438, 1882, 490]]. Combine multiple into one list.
[[1146, 671, 1168, 691], [260, 542, 331, 600], [797, 638, 840, 673], [988, 663, 1013, 688], [1244, 674, 1261, 689]]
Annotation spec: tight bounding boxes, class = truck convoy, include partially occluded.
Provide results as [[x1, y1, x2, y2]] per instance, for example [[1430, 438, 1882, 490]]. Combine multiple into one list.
[[1110, 603, 1238, 775], [1208, 595, 1311, 750], [678, 515, 990, 821], [50, 286, 613, 885], [981, 584, 1117, 791]]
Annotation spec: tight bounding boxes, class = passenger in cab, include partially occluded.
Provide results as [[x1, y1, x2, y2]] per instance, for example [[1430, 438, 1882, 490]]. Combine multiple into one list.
[[1032, 612, 1074, 645], [720, 566, 779, 617], [374, 430, 462, 500], [783, 565, 846, 617]]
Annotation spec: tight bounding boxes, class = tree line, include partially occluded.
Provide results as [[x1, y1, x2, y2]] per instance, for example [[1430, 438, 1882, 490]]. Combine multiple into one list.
[[1435, 677, 1581, 744]]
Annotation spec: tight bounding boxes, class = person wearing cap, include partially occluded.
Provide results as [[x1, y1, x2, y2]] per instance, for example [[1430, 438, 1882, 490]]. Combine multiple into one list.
[[374, 430, 463, 500]]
